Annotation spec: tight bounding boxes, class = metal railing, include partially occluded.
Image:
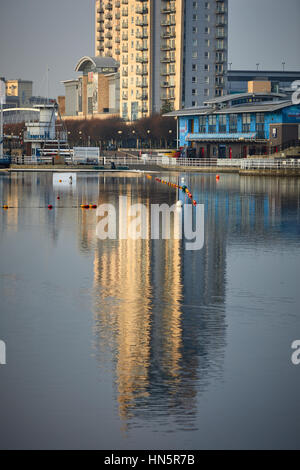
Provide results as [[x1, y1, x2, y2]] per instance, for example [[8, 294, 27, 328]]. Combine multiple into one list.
[[11, 156, 74, 165], [241, 159, 300, 170], [8, 155, 300, 170]]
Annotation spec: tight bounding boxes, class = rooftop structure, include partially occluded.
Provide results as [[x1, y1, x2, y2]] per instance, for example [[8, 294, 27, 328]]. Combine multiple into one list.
[[62, 55, 120, 118]]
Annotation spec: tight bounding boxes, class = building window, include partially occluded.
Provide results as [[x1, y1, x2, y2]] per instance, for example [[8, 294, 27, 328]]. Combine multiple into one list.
[[205, 2, 210, 9], [192, 64, 197, 71], [204, 64, 210, 71], [208, 115, 216, 133], [218, 114, 227, 133], [204, 89, 210, 97], [229, 114, 238, 133], [199, 116, 206, 133], [192, 76, 197, 83], [256, 113, 265, 138], [242, 113, 251, 133]]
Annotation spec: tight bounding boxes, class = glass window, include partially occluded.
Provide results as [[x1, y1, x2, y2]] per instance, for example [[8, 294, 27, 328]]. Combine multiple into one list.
[[242, 113, 251, 133], [218, 114, 227, 133], [256, 113, 265, 138], [199, 116, 206, 133], [229, 114, 238, 133], [208, 115, 216, 133]]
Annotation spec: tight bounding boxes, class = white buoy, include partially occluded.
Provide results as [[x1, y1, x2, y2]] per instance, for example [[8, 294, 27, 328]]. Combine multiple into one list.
[[176, 200, 183, 208]]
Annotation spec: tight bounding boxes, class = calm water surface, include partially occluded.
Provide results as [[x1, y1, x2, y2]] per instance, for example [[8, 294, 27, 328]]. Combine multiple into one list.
[[0, 171, 300, 449]]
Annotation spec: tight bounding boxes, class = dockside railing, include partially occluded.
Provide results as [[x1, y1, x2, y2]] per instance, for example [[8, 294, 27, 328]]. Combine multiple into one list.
[[8, 155, 300, 170]]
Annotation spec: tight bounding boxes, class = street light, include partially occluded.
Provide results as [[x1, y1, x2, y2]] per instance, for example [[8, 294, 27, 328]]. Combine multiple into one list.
[[169, 129, 173, 149], [147, 129, 151, 150], [117, 130, 123, 149]]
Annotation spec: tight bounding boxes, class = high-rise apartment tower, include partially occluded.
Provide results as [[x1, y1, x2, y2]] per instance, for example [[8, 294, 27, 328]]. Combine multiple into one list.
[[95, 0, 228, 120]]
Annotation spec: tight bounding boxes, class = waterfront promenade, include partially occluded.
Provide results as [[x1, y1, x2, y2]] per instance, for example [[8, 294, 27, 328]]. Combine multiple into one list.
[[2, 156, 300, 176]]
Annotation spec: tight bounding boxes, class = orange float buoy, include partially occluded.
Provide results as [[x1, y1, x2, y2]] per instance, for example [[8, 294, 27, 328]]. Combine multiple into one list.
[[193, 200, 197, 206], [3, 205, 9, 210], [216, 174, 220, 180], [91, 205, 97, 209], [57, 196, 60, 200], [48, 205, 53, 210]]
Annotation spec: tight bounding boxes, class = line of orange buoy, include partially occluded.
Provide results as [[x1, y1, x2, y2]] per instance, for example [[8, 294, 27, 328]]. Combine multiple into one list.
[[147, 175, 198, 207], [2, 204, 98, 210], [80, 204, 97, 210]]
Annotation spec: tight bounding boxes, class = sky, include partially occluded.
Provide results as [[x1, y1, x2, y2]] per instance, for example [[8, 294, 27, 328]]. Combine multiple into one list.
[[0, 0, 299, 98]]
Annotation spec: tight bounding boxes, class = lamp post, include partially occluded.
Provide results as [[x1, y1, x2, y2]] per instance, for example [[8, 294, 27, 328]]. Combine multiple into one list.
[[282, 61, 286, 72], [132, 130, 137, 149], [169, 129, 173, 148], [118, 130, 123, 149], [147, 129, 151, 150]]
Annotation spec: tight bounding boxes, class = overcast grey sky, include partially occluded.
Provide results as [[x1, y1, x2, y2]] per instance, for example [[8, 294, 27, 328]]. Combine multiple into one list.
[[0, 0, 299, 98]]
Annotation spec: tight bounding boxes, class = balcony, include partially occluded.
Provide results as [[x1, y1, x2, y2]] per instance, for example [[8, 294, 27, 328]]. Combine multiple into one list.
[[161, 55, 175, 63], [136, 18, 148, 27], [136, 6, 148, 14], [161, 30, 176, 39], [136, 56, 148, 63], [161, 4, 176, 14], [136, 31, 148, 39], [161, 81, 175, 88], [136, 43, 148, 51]]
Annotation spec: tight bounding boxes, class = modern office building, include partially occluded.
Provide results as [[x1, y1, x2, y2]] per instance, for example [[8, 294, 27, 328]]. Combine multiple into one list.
[[95, 0, 228, 120], [167, 90, 300, 158], [62, 56, 120, 118], [5, 79, 33, 107], [227, 70, 300, 95]]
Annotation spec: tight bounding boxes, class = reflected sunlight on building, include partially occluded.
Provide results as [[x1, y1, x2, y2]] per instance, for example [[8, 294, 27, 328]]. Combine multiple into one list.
[[92, 185, 184, 422]]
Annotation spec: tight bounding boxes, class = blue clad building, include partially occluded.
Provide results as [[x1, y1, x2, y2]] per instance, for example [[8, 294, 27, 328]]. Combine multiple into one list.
[[167, 92, 300, 158]]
